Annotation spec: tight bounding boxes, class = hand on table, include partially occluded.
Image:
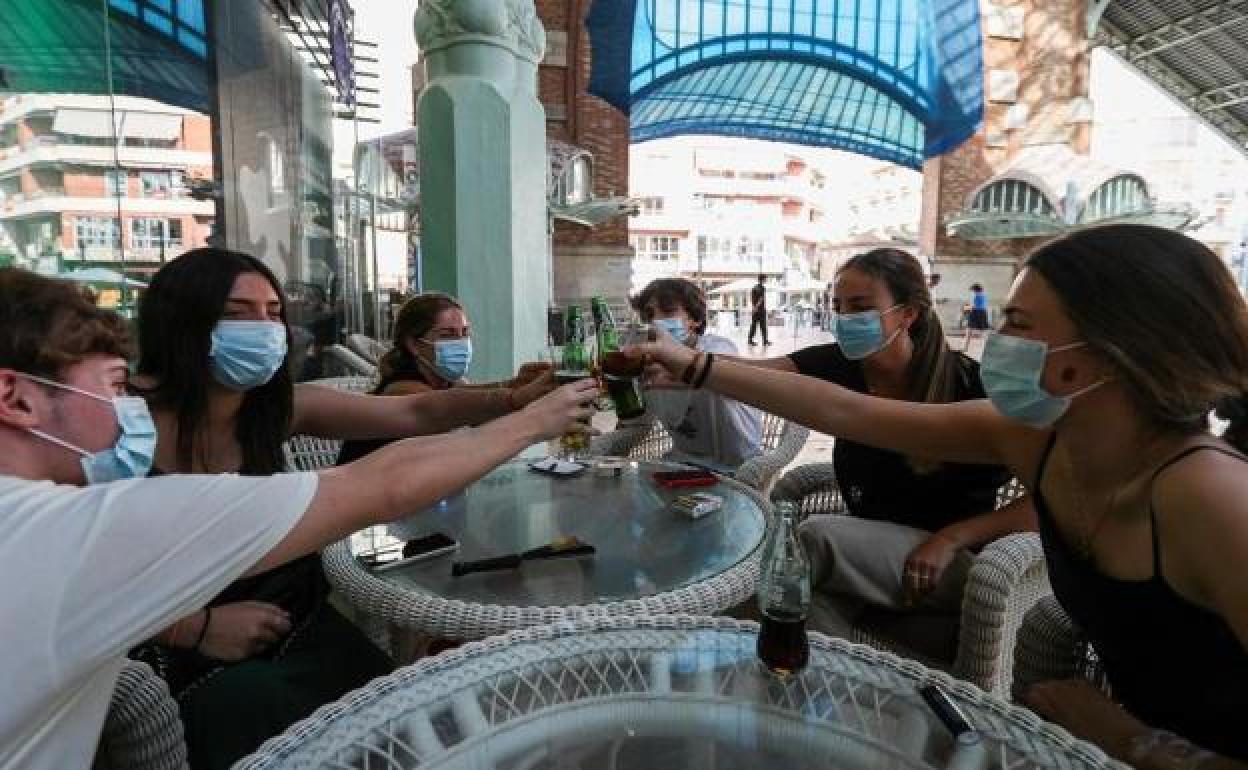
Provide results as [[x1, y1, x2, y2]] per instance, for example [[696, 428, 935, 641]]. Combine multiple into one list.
[[1022, 679, 1146, 761], [902, 531, 960, 605], [197, 601, 292, 662], [522, 379, 599, 441]]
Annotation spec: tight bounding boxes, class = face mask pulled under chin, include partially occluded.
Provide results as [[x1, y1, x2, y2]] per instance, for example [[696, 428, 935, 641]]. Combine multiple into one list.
[[20, 374, 157, 483]]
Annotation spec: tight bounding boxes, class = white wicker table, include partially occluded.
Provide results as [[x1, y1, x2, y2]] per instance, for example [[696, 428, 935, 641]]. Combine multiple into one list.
[[237, 615, 1127, 770], [323, 461, 771, 639]]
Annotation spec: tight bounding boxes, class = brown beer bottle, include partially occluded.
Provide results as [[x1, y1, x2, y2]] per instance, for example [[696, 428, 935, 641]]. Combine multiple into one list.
[[756, 502, 812, 677]]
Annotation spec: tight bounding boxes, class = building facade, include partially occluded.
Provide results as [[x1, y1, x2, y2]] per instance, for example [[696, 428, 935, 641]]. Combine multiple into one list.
[[629, 137, 833, 309], [0, 94, 215, 277]]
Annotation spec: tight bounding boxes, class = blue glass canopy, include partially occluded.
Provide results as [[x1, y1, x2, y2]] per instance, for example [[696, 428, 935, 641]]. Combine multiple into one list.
[[588, 0, 983, 169]]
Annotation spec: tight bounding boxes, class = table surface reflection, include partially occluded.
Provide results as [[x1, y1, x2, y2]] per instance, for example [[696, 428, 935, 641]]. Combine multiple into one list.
[[357, 460, 768, 607]]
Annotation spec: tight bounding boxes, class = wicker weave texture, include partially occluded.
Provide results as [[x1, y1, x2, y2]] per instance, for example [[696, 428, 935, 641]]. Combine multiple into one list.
[[1011, 595, 1106, 701], [236, 614, 1127, 770], [95, 660, 188, 770]]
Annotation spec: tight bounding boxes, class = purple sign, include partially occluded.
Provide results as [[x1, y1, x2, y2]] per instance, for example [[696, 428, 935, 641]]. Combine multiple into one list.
[[329, 0, 355, 106]]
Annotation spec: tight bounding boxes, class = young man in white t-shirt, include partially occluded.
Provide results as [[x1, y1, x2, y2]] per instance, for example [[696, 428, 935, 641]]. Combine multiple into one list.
[[629, 278, 762, 473], [0, 268, 597, 770]]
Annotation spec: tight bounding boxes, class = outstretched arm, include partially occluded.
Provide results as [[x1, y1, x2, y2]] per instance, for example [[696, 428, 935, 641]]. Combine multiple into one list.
[[637, 335, 1026, 468], [291, 373, 553, 440], [254, 380, 599, 574]]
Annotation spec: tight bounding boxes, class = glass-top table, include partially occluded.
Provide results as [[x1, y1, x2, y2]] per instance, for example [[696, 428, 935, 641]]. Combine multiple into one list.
[[237, 616, 1126, 770], [321, 460, 771, 639]]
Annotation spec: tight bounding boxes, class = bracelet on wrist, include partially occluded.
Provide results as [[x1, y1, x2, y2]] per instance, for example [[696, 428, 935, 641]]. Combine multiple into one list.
[[193, 608, 212, 653], [692, 353, 715, 389]]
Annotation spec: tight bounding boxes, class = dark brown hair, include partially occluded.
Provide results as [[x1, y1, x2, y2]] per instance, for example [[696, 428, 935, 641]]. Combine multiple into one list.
[[379, 292, 463, 382], [838, 248, 960, 405], [1025, 224, 1248, 449], [631, 278, 708, 333], [0, 268, 133, 378]]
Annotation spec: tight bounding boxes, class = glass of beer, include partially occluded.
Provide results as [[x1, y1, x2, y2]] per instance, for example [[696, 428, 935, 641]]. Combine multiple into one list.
[[550, 343, 595, 460]]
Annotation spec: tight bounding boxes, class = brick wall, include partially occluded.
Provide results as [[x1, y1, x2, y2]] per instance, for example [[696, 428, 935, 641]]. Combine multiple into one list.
[[536, 0, 634, 302], [922, 0, 1091, 264]]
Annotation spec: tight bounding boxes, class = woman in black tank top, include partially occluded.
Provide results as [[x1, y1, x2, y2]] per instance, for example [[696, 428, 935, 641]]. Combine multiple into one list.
[[635, 224, 1248, 766]]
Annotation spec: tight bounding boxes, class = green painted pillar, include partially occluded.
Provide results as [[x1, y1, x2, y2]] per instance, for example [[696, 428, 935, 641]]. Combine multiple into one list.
[[414, 0, 549, 382]]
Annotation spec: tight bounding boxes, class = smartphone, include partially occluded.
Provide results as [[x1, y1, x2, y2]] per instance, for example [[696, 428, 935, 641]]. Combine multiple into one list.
[[358, 533, 459, 572]]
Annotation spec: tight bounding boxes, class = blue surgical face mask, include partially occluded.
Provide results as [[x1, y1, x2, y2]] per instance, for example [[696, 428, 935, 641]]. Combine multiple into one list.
[[979, 332, 1107, 428], [210, 320, 288, 391], [431, 338, 472, 381], [20, 373, 157, 484], [652, 318, 690, 344], [835, 305, 903, 360]]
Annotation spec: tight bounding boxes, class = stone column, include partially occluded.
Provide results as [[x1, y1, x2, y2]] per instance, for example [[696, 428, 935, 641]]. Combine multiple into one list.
[[919, 0, 1092, 330], [415, 0, 548, 381]]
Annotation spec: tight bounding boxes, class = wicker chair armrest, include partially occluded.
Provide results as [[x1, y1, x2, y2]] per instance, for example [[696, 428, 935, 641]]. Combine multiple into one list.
[[95, 660, 188, 770], [952, 532, 1050, 696], [324, 344, 377, 377], [769, 462, 838, 502], [1012, 594, 1097, 700], [735, 422, 809, 491]]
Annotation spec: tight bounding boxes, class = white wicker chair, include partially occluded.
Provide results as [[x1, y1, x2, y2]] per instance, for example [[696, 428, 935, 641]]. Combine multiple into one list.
[[345, 334, 388, 365], [93, 660, 188, 770], [771, 465, 1047, 697], [1011, 595, 1107, 702], [322, 344, 376, 378], [593, 412, 807, 492]]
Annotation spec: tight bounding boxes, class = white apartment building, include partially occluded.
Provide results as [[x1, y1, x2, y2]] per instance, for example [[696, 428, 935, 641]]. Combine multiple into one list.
[[629, 136, 835, 304]]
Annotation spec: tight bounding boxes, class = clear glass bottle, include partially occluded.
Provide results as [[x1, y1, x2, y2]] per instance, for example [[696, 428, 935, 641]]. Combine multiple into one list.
[[756, 502, 812, 677]]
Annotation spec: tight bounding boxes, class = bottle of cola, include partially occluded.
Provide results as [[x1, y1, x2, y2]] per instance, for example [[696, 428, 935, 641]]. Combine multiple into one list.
[[590, 296, 646, 419], [756, 502, 811, 677]]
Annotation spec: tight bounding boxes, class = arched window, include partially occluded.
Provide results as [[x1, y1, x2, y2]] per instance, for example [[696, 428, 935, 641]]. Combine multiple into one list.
[[969, 179, 1056, 218], [1082, 175, 1150, 223]]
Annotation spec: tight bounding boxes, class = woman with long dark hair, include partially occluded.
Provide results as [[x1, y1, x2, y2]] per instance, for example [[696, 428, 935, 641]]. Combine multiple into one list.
[[130, 248, 553, 769], [728, 249, 1034, 655], [636, 226, 1248, 766]]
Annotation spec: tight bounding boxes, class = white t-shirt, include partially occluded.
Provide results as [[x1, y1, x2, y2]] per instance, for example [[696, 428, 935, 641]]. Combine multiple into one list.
[[646, 333, 763, 472], [0, 471, 317, 769]]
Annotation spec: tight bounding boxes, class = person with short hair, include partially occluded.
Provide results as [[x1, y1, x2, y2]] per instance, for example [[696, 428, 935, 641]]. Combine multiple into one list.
[[0, 266, 597, 769], [963, 282, 991, 351], [630, 278, 762, 473], [747, 273, 770, 346], [635, 225, 1248, 767]]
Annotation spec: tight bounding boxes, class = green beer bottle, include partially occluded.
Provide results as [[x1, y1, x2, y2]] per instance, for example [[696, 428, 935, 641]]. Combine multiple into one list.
[[590, 297, 646, 420], [559, 305, 589, 382]]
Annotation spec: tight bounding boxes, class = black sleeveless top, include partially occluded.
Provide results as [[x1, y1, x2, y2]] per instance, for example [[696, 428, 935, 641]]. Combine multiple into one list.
[[335, 365, 444, 466], [1034, 436, 1248, 759]]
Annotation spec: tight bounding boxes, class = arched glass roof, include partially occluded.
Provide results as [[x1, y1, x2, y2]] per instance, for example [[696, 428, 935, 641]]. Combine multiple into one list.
[[588, 0, 984, 169]]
